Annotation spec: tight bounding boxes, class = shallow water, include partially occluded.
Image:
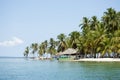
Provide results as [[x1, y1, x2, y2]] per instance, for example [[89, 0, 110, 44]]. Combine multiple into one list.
[[0, 58, 120, 80]]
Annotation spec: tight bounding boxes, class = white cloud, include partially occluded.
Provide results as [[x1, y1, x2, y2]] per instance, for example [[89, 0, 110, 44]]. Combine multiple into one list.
[[0, 37, 24, 47]]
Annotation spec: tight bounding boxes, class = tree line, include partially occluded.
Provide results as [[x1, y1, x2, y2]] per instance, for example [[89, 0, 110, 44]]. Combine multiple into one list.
[[24, 8, 120, 58]]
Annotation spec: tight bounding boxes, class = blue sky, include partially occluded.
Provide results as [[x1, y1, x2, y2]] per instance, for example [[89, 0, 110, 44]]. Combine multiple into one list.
[[0, 0, 120, 57]]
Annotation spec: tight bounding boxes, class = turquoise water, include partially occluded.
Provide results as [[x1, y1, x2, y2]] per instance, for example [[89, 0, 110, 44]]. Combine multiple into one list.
[[0, 58, 120, 80]]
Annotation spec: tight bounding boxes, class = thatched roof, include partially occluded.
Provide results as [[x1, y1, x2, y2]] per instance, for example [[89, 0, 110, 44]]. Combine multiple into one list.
[[57, 48, 77, 55]]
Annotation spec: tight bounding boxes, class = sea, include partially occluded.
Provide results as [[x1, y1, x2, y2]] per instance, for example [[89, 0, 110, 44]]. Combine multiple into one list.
[[0, 57, 120, 80]]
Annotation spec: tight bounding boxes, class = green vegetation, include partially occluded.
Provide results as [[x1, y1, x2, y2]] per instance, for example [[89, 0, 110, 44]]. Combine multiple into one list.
[[24, 8, 120, 58]]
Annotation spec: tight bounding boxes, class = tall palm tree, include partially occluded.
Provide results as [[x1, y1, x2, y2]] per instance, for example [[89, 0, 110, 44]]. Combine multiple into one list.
[[77, 34, 87, 58], [79, 17, 90, 36], [100, 8, 120, 57], [42, 40, 48, 54], [79, 17, 92, 57], [47, 38, 57, 55], [110, 30, 120, 57], [102, 8, 118, 33], [78, 17, 107, 58], [88, 17, 103, 58], [38, 42, 46, 57], [90, 16, 99, 30], [65, 37, 72, 48], [69, 31, 80, 49], [24, 46, 29, 58], [57, 33, 67, 52], [99, 37, 112, 58], [23, 8, 120, 59], [117, 12, 120, 30], [30, 43, 38, 58], [44, 40, 48, 50]]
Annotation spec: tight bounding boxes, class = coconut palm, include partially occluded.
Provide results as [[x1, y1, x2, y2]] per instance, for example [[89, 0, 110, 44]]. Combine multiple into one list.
[[24, 46, 29, 58], [102, 8, 119, 33], [89, 19, 105, 58], [78, 17, 92, 57], [47, 38, 57, 55], [65, 37, 72, 48], [69, 31, 80, 49], [30, 43, 38, 58], [78, 16, 107, 58], [99, 37, 112, 58], [100, 8, 120, 57], [110, 30, 120, 57], [23, 8, 120, 59], [43, 40, 48, 53], [117, 12, 120, 30], [57, 33, 67, 52], [79, 17, 90, 36], [77, 34, 87, 58], [38, 43, 44, 57], [90, 16, 99, 30]]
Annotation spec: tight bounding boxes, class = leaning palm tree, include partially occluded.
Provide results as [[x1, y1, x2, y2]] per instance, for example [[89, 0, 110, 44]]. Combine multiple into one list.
[[24, 46, 29, 58]]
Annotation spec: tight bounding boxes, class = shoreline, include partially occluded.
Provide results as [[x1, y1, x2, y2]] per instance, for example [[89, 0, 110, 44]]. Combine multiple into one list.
[[2, 57, 120, 62], [59, 58, 120, 62], [32, 57, 120, 62]]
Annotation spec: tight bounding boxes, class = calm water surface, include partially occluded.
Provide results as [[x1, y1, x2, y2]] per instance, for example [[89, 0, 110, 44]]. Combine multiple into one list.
[[0, 58, 120, 80]]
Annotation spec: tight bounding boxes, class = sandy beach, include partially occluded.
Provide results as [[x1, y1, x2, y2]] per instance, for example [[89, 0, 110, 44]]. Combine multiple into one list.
[[72, 58, 120, 62], [59, 58, 120, 62]]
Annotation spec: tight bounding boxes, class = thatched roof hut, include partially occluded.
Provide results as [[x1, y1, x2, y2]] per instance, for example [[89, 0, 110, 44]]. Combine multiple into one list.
[[57, 48, 77, 55]]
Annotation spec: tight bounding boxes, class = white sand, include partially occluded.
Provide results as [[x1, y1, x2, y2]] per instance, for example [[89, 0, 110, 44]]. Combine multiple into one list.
[[32, 57, 120, 62], [73, 58, 120, 62]]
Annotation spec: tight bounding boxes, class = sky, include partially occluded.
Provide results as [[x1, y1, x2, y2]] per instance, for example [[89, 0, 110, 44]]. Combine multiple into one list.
[[0, 0, 120, 57]]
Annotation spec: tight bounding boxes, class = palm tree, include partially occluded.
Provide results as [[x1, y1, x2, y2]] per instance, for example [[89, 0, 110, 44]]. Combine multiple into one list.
[[30, 43, 38, 58], [117, 12, 120, 30], [23, 8, 120, 59], [79, 17, 90, 36], [78, 16, 107, 58], [69, 31, 80, 49], [90, 16, 99, 30], [57, 33, 67, 52], [42, 40, 48, 53], [110, 30, 120, 57], [89, 17, 103, 58], [38, 42, 46, 57], [24, 46, 29, 58], [47, 38, 57, 55], [65, 37, 72, 48], [77, 34, 87, 58], [99, 37, 112, 58], [100, 8, 120, 57], [102, 8, 119, 33], [78, 17, 92, 57], [44, 40, 48, 50]]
